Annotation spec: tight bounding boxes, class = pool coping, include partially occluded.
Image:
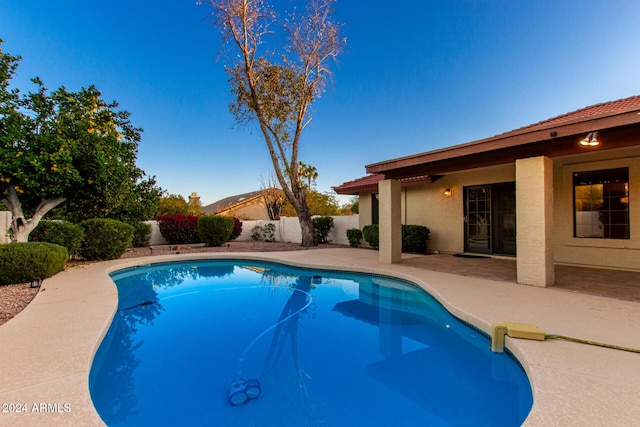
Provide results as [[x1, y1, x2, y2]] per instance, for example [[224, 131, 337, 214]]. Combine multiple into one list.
[[1, 248, 639, 426]]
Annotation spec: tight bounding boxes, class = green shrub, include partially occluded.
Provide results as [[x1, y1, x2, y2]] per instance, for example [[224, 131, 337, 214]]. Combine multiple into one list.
[[30, 220, 84, 256], [131, 221, 152, 247], [313, 216, 334, 244], [251, 223, 276, 242], [251, 225, 262, 241], [402, 224, 430, 254], [362, 224, 379, 248], [361, 224, 430, 253], [197, 215, 234, 247], [0, 242, 68, 285], [156, 214, 200, 244], [79, 219, 135, 260], [346, 228, 363, 248]]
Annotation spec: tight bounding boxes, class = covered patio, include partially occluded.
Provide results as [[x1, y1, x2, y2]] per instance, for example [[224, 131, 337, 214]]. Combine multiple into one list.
[[399, 252, 640, 302], [335, 95, 640, 289]]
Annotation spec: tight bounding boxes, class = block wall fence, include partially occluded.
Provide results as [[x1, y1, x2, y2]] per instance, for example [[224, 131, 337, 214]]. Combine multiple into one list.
[[148, 215, 360, 246], [0, 213, 359, 246]]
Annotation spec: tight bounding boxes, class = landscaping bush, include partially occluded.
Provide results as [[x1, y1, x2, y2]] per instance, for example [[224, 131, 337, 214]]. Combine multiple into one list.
[[402, 224, 430, 254], [361, 224, 430, 253], [131, 221, 152, 247], [30, 220, 84, 256], [156, 214, 200, 244], [251, 223, 276, 242], [362, 224, 379, 248], [229, 217, 243, 241], [313, 216, 334, 244], [79, 219, 135, 261], [0, 242, 68, 285], [346, 228, 363, 248], [198, 215, 235, 247]]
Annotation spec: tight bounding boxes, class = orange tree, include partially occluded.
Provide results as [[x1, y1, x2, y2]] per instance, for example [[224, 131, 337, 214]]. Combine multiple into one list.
[[0, 41, 160, 242]]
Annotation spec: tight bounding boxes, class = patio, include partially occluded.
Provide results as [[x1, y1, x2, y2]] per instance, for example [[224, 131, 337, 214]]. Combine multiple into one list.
[[401, 253, 640, 303], [0, 248, 638, 426]]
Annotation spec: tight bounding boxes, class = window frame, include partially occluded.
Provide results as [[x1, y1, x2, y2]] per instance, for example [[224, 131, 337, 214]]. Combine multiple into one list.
[[573, 167, 629, 239]]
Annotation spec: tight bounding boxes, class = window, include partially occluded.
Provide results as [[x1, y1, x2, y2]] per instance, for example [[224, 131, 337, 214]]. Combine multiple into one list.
[[372, 193, 379, 225], [573, 168, 629, 239]]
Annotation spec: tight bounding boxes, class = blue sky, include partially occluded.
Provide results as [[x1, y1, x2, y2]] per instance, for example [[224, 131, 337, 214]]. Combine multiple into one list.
[[2, 1, 640, 206]]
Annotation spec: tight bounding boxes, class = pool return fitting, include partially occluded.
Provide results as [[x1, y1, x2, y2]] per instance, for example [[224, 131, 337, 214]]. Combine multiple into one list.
[[490, 321, 640, 354]]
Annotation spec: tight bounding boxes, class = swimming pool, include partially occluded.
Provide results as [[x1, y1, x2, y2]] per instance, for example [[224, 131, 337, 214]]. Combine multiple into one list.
[[90, 259, 532, 426]]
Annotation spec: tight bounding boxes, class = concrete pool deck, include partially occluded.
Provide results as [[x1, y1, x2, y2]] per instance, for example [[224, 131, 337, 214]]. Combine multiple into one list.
[[0, 248, 639, 426]]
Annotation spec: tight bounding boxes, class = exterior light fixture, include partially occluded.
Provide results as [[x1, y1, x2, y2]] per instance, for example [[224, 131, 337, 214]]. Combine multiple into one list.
[[579, 132, 600, 147], [443, 188, 452, 197], [30, 277, 42, 288]]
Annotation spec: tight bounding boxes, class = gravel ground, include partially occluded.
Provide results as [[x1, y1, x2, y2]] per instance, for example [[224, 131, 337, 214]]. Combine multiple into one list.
[[0, 241, 346, 326]]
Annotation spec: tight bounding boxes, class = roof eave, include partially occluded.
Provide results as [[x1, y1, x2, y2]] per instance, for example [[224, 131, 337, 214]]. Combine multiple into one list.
[[366, 109, 640, 175]]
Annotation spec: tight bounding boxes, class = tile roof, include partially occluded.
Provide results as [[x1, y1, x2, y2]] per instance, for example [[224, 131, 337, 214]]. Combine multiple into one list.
[[333, 174, 383, 193], [508, 94, 640, 134], [336, 94, 640, 193], [333, 174, 432, 194], [201, 190, 263, 214]]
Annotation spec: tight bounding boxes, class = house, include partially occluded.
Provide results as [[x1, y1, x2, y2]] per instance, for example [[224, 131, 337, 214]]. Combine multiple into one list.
[[202, 189, 283, 220], [334, 95, 640, 287]]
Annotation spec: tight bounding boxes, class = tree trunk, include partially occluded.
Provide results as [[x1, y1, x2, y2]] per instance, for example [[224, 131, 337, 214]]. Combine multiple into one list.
[[298, 207, 315, 247], [291, 187, 316, 247], [2, 187, 66, 243]]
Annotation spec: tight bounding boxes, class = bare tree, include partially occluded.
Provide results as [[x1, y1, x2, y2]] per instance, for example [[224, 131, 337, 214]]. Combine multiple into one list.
[[260, 174, 285, 220], [200, 0, 345, 246]]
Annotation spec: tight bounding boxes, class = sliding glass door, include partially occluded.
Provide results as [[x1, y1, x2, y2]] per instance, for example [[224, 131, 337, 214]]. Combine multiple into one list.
[[464, 183, 516, 256]]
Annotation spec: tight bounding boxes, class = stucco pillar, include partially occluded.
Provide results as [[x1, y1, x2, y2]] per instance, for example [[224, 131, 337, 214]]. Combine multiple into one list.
[[378, 179, 402, 264], [516, 156, 554, 287]]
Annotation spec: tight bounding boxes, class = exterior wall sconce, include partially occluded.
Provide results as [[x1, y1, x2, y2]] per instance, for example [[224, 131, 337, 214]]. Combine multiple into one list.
[[579, 132, 600, 147], [443, 188, 452, 197], [30, 277, 42, 288]]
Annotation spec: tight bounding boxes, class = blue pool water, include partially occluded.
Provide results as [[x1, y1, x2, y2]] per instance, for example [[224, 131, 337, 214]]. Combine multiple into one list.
[[90, 260, 532, 426]]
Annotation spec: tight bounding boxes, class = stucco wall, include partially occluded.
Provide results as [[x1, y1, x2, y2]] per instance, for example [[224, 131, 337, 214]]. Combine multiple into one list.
[[0, 211, 11, 244], [358, 193, 374, 229], [402, 164, 516, 254], [553, 146, 640, 270], [355, 147, 640, 271], [356, 165, 515, 254], [148, 215, 359, 246], [219, 197, 270, 220]]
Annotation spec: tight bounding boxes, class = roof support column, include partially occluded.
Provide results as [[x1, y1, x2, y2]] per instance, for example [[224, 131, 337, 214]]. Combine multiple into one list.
[[516, 156, 555, 287], [378, 179, 402, 264]]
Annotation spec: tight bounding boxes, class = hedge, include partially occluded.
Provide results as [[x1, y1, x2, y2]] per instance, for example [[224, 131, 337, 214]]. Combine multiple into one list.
[[30, 220, 85, 256], [402, 224, 430, 254], [79, 218, 135, 261], [362, 224, 379, 249], [361, 224, 430, 253], [197, 215, 234, 247], [156, 214, 200, 244], [313, 216, 334, 244], [0, 242, 68, 285], [346, 228, 363, 248], [131, 221, 152, 247]]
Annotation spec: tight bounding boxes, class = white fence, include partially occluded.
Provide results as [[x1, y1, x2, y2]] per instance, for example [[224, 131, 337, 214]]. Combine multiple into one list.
[[0, 212, 359, 246], [148, 215, 359, 246]]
